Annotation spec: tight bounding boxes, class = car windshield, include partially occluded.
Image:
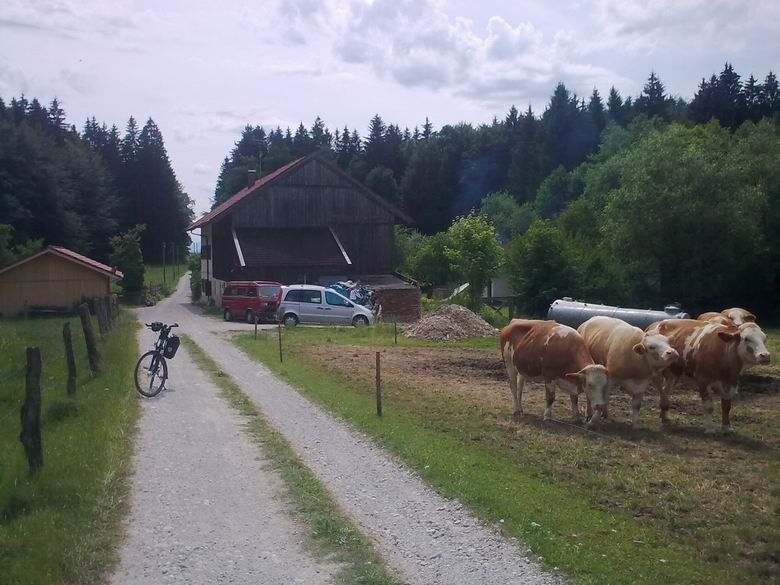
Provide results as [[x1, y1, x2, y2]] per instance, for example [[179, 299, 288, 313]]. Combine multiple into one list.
[[259, 286, 281, 297]]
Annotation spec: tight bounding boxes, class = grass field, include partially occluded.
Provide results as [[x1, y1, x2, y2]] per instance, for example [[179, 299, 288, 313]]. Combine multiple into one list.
[[144, 263, 184, 292], [0, 313, 139, 585], [235, 323, 780, 585]]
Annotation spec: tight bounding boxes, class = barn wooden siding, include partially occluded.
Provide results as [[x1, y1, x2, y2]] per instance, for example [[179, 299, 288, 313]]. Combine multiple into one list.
[[224, 157, 396, 280], [0, 254, 111, 317], [232, 160, 396, 227]]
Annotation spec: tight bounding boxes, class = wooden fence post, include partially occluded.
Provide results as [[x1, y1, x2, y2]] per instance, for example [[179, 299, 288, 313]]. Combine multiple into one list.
[[394, 321, 398, 345], [63, 322, 77, 395], [103, 296, 112, 330], [102, 297, 110, 332], [375, 351, 382, 417], [278, 323, 283, 363], [94, 297, 106, 337], [78, 303, 100, 374], [110, 294, 119, 319], [254, 314, 258, 339], [20, 347, 43, 473]]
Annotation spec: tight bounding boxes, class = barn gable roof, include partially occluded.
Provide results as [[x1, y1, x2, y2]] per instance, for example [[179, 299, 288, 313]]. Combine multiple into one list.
[[187, 153, 412, 231], [0, 246, 124, 279]]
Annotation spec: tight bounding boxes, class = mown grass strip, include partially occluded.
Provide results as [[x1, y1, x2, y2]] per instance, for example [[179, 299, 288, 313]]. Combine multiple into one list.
[[180, 335, 401, 585], [0, 314, 140, 585], [234, 330, 745, 585]]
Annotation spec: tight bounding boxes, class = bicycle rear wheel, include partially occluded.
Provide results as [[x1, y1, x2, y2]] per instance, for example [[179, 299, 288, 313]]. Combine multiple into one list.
[[134, 351, 168, 397]]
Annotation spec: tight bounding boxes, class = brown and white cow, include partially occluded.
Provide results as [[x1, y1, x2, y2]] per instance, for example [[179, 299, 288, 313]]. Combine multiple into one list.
[[697, 312, 735, 326], [697, 308, 756, 326], [577, 316, 678, 428], [500, 319, 608, 426], [646, 319, 770, 433]]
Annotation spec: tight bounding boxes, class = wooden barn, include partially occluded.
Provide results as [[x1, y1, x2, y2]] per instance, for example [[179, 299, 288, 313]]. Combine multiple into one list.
[[0, 246, 123, 317], [188, 153, 421, 321]]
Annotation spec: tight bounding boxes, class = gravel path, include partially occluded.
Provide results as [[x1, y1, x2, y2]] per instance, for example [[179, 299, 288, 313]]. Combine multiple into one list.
[[160, 277, 564, 585], [110, 296, 340, 584]]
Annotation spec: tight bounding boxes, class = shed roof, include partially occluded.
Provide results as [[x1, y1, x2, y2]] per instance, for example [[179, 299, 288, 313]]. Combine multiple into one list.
[[187, 153, 412, 231], [0, 245, 124, 279]]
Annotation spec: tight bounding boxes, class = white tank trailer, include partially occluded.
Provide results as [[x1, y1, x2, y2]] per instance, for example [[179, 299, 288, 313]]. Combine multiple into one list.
[[547, 298, 690, 330]]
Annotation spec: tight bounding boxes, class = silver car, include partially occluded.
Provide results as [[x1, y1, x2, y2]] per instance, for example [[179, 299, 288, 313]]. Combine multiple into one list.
[[277, 285, 375, 327]]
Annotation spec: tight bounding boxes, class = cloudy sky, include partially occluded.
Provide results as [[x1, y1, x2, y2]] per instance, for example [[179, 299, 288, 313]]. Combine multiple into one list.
[[1, 0, 778, 217]]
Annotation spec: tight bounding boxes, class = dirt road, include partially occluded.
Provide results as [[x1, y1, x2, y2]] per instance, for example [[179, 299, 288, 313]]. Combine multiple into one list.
[[111, 296, 339, 584], [119, 276, 562, 585]]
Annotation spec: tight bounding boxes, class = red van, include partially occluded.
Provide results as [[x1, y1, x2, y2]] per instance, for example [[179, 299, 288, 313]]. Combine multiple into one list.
[[221, 281, 283, 323]]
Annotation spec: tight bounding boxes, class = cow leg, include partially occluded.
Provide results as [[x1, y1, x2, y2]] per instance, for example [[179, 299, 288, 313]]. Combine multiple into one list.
[[631, 394, 643, 429], [512, 376, 526, 422], [503, 344, 523, 421], [698, 384, 716, 434], [658, 372, 675, 425], [625, 380, 645, 429], [721, 399, 732, 433], [602, 381, 612, 421], [569, 392, 581, 424], [543, 382, 556, 421]]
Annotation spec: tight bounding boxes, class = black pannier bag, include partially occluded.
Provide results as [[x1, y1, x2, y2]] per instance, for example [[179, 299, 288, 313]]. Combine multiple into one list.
[[163, 335, 180, 359]]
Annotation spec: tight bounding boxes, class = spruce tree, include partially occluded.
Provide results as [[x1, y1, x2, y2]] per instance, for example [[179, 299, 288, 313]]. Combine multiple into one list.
[[742, 74, 762, 122], [421, 117, 433, 139], [760, 71, 779, 117], [635, 71, 668, 119], [365, 114, 387, 169], [606, 87, 626, 125]]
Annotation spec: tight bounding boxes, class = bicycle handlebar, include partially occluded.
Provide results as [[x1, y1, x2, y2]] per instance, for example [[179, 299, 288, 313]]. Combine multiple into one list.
[[144, 322, 179, 329]]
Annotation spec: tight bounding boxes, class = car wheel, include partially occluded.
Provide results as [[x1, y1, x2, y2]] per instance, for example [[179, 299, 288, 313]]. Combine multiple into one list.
[[224, 308, 232, 321], [352, 315, 369, 327], [283, 313, 299, 327], [246, 310, 255, 324]]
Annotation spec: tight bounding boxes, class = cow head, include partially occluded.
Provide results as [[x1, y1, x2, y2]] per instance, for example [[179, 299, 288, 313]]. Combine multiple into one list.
[[719, 323, 770, 365], [723, 308, 757, 326], [566, 364, 609, 416], [633, 332, 679, 368]]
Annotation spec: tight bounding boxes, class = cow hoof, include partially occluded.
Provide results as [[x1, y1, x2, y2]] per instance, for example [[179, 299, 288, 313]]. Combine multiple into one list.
[[512, 411, 523, 422], [721, 425, 734, 435], [632, 424, 643, 431], [704, 427, 718, 435], [660, 417, 671, 426]]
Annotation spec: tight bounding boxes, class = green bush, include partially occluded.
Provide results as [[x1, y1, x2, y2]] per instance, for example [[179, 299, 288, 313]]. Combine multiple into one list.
[[189, 253, 202, 303], [477, 304, 509, 328], [110, 225, 145, 293]]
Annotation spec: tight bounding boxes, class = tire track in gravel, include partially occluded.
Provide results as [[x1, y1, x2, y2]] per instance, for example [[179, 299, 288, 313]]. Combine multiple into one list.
[[110, 298, 340, 585], [165, 276, 564, 585]]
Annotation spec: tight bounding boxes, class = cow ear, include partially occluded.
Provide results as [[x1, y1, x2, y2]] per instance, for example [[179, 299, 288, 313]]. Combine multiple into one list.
[[633, 343, 646, 355], [745, 312, 757, 322], [718, 330, 738, 342], [565, 372, 583, 384]]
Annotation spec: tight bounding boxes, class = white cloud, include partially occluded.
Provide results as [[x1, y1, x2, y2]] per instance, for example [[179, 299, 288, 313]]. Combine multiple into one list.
[[275, 0, 626, 106], [587, 0, 780, 55], [0, 0, 142, 39], [60, 69, 92, 94]]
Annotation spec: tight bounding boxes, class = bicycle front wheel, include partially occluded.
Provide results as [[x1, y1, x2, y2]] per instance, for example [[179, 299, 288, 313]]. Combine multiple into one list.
[[134, 351, 168, 397]]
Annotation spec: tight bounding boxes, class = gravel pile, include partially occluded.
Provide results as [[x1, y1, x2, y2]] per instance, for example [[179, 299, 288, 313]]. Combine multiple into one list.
[[404, 303, 497, 341]]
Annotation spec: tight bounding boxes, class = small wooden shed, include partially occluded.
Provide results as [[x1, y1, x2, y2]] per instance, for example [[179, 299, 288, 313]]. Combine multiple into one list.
[[0, 246, 123, 317]]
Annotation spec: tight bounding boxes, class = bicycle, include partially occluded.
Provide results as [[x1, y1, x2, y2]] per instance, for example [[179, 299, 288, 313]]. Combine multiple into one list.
[[134, 321, 180, 397]]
